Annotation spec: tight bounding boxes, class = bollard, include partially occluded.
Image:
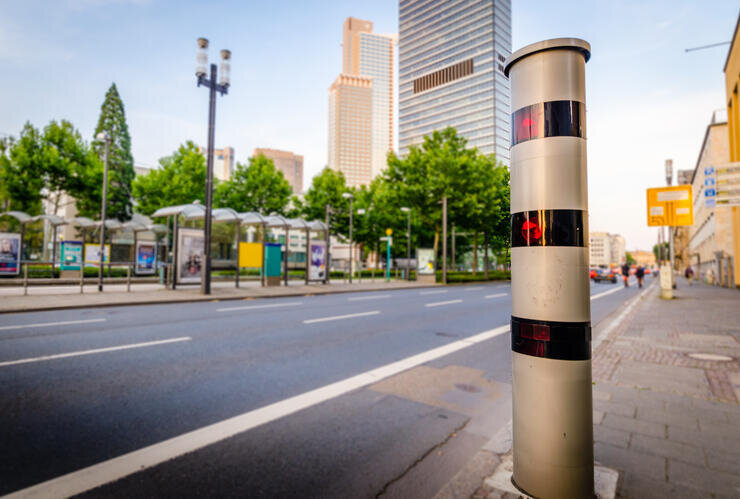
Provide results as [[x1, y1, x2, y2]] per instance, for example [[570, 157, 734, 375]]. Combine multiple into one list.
[[80, 265, 84, 294], [505, 38, 593, 498], [23, 263, 28, 296], [126, 265, 131, 292]]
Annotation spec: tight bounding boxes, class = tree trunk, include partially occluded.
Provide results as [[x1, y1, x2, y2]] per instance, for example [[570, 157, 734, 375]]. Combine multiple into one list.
[[484, 232, 490, 279], [433, 228, 439, 270], [472, 232, 478, 276]]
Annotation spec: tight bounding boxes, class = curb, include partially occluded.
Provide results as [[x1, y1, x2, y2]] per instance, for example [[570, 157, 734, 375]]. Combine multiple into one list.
[[0, 282, 514, 315]]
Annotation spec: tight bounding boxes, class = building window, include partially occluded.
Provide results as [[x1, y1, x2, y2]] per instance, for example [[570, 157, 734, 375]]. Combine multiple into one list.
[[413, 59, 474, 94]]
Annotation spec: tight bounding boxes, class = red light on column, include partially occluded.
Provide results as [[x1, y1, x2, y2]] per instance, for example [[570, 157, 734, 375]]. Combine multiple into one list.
[[521, 219, 542, 242]]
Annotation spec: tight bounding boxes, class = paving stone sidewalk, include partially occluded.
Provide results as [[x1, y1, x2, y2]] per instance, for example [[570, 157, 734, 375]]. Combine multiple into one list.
[[442, 281, 740, 498], [590, 282, 740, 498]]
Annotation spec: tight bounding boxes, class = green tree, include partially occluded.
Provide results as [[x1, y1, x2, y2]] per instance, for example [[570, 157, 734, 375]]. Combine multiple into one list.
[[93, 83, 135, 221], [0, 123, 45, 215], [41, 120, 103, 218], [302, 167, 352, 235], [384, 127, 483, 267], [214, 154, 292, 214], [625, 251, 637, 265], [132, 141, 207, 216]]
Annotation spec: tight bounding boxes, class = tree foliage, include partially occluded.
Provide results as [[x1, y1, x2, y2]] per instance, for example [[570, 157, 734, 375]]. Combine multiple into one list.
[[132, 141, 206, 215], [215, 154, 292, 214], [93, 83, 135, 221], [301, 167, 352, 236]]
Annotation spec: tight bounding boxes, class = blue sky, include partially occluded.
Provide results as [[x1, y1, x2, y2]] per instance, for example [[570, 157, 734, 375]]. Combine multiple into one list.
[[1, 1, 737, 250]]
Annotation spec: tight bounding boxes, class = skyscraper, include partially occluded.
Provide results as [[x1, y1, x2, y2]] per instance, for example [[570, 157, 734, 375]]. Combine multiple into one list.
[[328, 17, 395, 186], [398, 0, 512, 163]]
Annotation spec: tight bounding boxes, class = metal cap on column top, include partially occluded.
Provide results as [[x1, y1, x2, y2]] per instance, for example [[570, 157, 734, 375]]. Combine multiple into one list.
[[504, 38, 593, 499]]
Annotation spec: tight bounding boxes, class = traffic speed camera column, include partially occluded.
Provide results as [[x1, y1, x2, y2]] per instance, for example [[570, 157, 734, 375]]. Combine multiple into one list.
[[504, 38, 593, 498]]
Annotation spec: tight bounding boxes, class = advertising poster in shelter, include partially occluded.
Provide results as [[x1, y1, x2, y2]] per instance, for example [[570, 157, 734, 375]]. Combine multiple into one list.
[[60, 241, 83, 270], [417, 248, 435, 275], [238, 242, 263, 268], [136, 241, 156, 275], [309, 240, 327, 281], [178, 228, 204, 283], [0, 232, 21, 275], [84, 244, 110, 264]]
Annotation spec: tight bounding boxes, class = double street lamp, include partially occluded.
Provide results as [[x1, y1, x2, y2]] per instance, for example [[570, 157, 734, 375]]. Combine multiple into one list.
[[95, 131, 111, 292], [342, 192, 354, 283], [195, 37, 231, 295]]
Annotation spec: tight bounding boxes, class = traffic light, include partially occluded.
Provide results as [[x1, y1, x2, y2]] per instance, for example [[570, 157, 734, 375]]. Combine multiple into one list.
[[504, 38, 593, 498]]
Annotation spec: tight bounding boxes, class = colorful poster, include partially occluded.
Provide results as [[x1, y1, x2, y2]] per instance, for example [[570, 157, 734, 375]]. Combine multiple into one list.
[[60, 241, 83, 270], [238, 242, 263, 268], [417, 248, 435, 275], [177, 228, 204, 283], [309, 240, 327, 281], [84, 243, 110, 264], [136, 241, 156, 275], [0, 232, 21, 275], [264, 243, 282, 277]]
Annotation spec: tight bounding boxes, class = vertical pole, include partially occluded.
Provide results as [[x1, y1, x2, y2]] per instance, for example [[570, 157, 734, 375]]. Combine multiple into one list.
[[451, 224, 455, 271], [98, 138, 109, 292], [442, 196, 447, 285], [324, 205, 330, 285], [261, 223, 267, 287], [305, 228, 310, 285], [51, 225, 58, 279], [133, 230, 138, 276], [23, 263, 28, 296], [670, 227, 675, 289], [386, 238, 391, 282], [202, 62, 217, 295], [235, 221, 241, 288], [348, 198, 353, 284], [406, 211, 411, 281], [283, 224, 290, 286], [126, 265, 131, 292], [19, 223, 25, 266], [173, 215, 179, 290], [80, 262, 84, 294]]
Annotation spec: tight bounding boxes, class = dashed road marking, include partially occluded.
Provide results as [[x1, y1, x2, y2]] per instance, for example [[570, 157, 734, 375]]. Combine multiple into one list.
[[425, 299, 463, 308], [0, 318, 106, 331], [303, 311, 380, 324]]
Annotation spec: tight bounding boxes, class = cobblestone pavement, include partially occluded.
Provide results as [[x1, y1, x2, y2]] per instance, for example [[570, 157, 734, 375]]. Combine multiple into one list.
[[591, 282, 740, 498]]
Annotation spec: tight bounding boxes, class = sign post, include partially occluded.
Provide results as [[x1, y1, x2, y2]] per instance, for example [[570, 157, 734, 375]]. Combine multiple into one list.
[[646, 185, 694, 298], [385, 229, 392, 282], [505, 38, 593, 498]]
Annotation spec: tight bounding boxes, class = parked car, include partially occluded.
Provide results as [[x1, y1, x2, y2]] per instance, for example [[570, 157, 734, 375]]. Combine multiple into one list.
[[593, 268, 617, 283], [590, 268, 597, 279]]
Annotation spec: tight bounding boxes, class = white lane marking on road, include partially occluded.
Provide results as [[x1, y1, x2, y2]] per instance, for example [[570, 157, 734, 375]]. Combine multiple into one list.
[[425, 299, 463, 308], [217, 301, 302, 312], [347, 294, 392, 302], [303, 311, 380, 324], [0, 337, 191, 368], [5, 324, 509, 499], [0, 318, 106, 331], [419, 289, 447, 295], [589, 286, 623, 301], [485, 293, 508, 299]]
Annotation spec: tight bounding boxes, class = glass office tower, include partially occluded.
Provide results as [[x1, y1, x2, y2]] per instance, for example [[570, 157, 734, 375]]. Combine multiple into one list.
[[399, 0, 512, 163]]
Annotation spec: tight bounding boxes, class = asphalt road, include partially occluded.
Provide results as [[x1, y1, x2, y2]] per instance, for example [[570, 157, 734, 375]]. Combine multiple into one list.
[[0, 278, 645, 498]]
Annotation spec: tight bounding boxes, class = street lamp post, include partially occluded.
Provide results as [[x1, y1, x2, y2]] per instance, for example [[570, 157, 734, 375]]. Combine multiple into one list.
[[401, 207, 411, 280], [95, 132, 110, 292], [324, 204, 331, 285], [442, 196, 447, 285], [342, 192, 354, 283], [195, 37, 231, 295]]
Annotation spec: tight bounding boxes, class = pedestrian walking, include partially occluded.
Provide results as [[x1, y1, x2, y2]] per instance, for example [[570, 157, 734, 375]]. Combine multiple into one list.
[[636, 265, 645, 288], [685, 265, 694, 286], [621, 262, 630, 287]]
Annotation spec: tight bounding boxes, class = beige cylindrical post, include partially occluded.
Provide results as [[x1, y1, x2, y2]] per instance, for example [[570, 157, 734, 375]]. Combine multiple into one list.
[[505, 38, 593, 498], [126, 265, 131, 292], [23, 263, 28, 296]]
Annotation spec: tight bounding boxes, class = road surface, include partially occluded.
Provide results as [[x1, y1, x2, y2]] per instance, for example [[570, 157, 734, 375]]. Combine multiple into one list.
[[0, 278, 644, 498]]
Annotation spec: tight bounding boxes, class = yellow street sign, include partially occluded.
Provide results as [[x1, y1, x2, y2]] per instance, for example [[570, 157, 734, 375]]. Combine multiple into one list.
[[646, 185, 693, 227], [386, 228, 393, 236]]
